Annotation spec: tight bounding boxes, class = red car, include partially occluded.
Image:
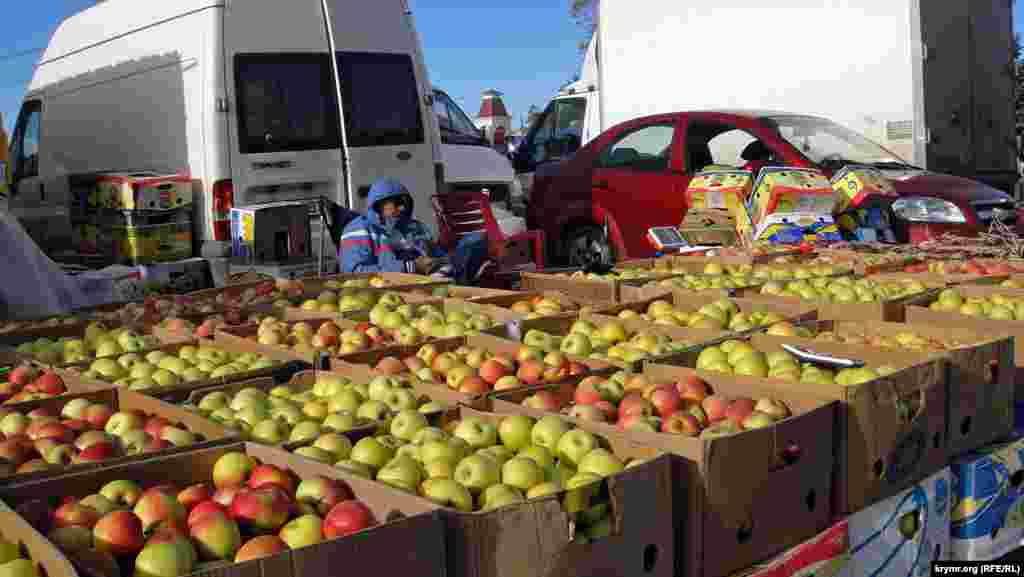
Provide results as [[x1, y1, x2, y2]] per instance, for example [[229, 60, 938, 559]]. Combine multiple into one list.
[[527, 111, 1023, 265]]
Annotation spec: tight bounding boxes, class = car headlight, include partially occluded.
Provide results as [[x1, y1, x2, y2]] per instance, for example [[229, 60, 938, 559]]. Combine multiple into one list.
[[891, 197, 966, 224]]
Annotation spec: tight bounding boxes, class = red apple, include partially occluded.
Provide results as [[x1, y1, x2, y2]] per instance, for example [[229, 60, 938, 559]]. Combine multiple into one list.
[[93, 510, 145, 556], [144, 417, 171, 440], [523, 390, 561, 412], [212, 487, 240, 508], [133, 487, 187, 532], [74, 442, 118, 463], [323, 500, 376, 539], [478, 359, 511, 385], [458, 376, 490, 396], [567, 362, 588, 376], [594, 401, 617, 420], [574, 379, 604, 406], [247, 464, 295, 494], [8, 366, 39, 387], [677, 376, 711, 404], [662, 413, 701, 436], [701, 395, 731, 423], [54, 501, 101, 529], [234, 535, 288, 563], [516, 360, 544, 386], [61, 419, 90, 433], [618, 393, 655, 420], [725, 398, 756, 428], [187, 500, 229, 529], [648, 386, 682, 418], [177, 484, 212, 511], [84, 404, 115, 429], [229, 487, 292, 534], [27, 422, 72, 443]]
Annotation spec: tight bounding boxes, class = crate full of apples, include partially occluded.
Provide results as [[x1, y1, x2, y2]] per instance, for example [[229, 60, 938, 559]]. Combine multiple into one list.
[[487, 363, 837, 577], [520, 268, 674, 303], [296, 272, 450, 296], [172, 369, 451, 448], [59, 342, 285, 395], [747, 275, 936, 322], [515, 315, 721, 371], [9, 323, 161, 368], [287, 289, 435, 320], [2, 365, 81, 405], [0, 442, 449, 577], [673, 332, 947, 515], [597, 294, 817, 333], [461, 291, 600, 320], [330, 333, 609, 398], [149, 309, 280, 344], [0, 388, 232, 483], [0, 501, 80, 577], [284, 406, 676, 577]]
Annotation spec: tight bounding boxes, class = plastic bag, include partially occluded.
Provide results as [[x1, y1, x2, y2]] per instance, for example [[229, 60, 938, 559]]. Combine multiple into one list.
[[0, 211, 119, 319]]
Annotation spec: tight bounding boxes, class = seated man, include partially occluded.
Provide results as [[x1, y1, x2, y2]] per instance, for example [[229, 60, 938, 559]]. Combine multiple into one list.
[[340, 178, 491, 283]]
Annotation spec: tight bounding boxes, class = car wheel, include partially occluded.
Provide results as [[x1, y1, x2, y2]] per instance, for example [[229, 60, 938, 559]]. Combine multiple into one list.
[[563, 225, 614, 268]]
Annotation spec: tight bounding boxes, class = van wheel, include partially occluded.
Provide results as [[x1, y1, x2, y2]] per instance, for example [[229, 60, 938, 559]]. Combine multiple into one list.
[[563, 225, 614, 268]]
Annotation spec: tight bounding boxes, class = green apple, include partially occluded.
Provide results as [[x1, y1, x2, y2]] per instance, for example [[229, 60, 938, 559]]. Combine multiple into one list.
[[479, 484, 525, 511], [577, 448, 624, 478], [420, 440, 465, 465], [497, 415, 535, 451], [517, 445, 556, 472], [390, 410, 428, 441], [411, 427, 449, 446], [531, 416, 570, 452], [526, 481, 562, 500], [501, 457, 545, 492], [453, 454, 500, 494], [556, 429, 599, 467], [251, 420, 290, 444], [453, 418, 498, 449], [420, 478, 473, 511], [288, 421, 322, 444], [322, 412, 360, 433], [376, 456, 423, 493], [476, 445, 515, 468], [349, 437, 394, 471]]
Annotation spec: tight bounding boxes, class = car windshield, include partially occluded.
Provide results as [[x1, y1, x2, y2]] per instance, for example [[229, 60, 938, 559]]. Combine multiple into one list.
[[765, 115, 915, 169]]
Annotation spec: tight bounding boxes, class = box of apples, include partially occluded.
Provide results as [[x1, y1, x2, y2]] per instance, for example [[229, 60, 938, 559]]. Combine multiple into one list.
[[56, 341, 290, 397], [0, 387, 234, 484], [758, 318, 1015, 458], [148, 309, 279, 345], [0, 442, 449, 577], [521, 267, 680, 303], [672, 332, 948, 516], [285, 289, 439, 322], [1, 364, 92, 405], [461, 290, 603, 320], [285, 402, 675, 577], [329, 332, 613, 400], [490, 364, 838, 577], [0, 501, 80, 577], [595, 293, 818, 334]]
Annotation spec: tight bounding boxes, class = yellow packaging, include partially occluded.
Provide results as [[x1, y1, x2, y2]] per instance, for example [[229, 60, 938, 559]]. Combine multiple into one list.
[[749, 167, 838, 225], [831, 166, 897, 213], [684, 170, 756, 245]]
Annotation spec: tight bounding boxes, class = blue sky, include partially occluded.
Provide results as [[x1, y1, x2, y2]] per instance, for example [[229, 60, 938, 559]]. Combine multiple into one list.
[[0, 1, 587, 135]]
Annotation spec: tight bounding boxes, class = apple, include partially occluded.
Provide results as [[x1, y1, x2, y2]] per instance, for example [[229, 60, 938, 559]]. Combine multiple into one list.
[[0, 414, 29, 437], [568, 405, 607, 423], [648, 386, 683, 418], [133, 542, 195, 577], [662, 413, 701, 436], [104, 412, 145, 437], [453, 418, 498, 450], [54, 501, 101, 529], [523, 391, 561, 412], [619, 414, 661, 433], [295, 476, 351, 516], [556, 429, 599, 466], [100, 480, 143, 508], [144, 417, 171, 440], [27, 423, 72, 444], [75, 442, 118, 463], [497, 415, 535, 451], [211, 487, 240, 508], [479, 484, 525, 511], [230, 487, 292, 534], [176, 484, 212, 512], [701, 420, 741, 439], [187, 501, 228, 528], [310, 433, 352, 460], [234, 535, 288, 563], [531, 416, 570, 452], [725, 398, 756, 428], [160, 427, 196, 447], [349, 437, 394, 471], [277, 513, 322, 550], [133, 488, 187, 532], [753, 398, 791, 420], [574, 379, 604, 406], [420, 478, 473, 511], [501, 457, 545, 492], [248, 464, 295, 494], [453, 454, 501, 494], [60, 399, 92, 420], [618, 394, 655, 420], [323, 500, 377, 539], [516, 360, 544, 386], [742, 412, 777, 430], [188, 511, 242, 561], [701, 395, 731, 423], [376, 456, 423, 493], [677, 376, 710, 404], [390, 409, 429, 441], [577, 448, 624, 478], [93, 510, 145, 556]]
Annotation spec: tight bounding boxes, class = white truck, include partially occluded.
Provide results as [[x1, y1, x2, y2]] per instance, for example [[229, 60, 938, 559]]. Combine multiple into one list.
[[514, 0, 1018, 195], [5, 0, 506, 269]]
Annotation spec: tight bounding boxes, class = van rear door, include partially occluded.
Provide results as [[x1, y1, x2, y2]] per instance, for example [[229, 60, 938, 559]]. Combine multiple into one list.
[[223, 0, 345, 251], [325, 0, 439, 229]]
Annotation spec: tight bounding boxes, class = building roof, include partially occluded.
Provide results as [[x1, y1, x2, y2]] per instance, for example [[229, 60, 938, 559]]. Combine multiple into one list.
[[478, 91, 509, 119]]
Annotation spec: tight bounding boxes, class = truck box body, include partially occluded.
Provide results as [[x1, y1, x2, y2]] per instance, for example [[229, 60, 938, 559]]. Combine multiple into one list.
[[521, 0, 1016, 193], [6, 0, 445, 261]]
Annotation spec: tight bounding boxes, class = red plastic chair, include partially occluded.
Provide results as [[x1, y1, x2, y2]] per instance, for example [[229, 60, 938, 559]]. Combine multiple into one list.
[[432, 190, 545, 272]]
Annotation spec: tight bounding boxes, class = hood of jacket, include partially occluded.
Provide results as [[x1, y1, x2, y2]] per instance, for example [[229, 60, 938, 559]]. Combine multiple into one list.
[[366, 178, 415, 229]]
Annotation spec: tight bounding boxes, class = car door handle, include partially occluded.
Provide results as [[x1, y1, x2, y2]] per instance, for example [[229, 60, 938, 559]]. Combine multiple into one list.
[[595, 180, 609, 189], [397, 151, 412, 161]]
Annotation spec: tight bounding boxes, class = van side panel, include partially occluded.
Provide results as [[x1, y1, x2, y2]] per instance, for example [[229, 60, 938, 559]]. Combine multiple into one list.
[[32, 7, 218, 212]]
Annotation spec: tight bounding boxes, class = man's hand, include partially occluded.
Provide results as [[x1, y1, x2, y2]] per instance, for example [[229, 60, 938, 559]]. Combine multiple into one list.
[[414, 256, 434, 275]]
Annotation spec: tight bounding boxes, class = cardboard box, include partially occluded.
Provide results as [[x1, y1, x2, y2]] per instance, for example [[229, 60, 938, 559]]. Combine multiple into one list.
[[839, 467, 951, 576], [0, 442, 448, 577], [488, 363, 838, 577], [98, 207, 194, 265], [56, 339, 292, 397], [463, 290, 600, 318], [951, 435, 1024, 561], [767, 319, 1015, 457], [749, 168, 838, 225], [743, 286, 940, 323], [807, 248, 920, 276], [230, 201, 311, 262], [521, 269, 672, 303], [668, 334, 948, 514], [515, 313, 727, 373], [594, 292, 819, 332], [0, 387, 234, 484], [619, 281, 757, 304], [449, 406, 676, 577], [92, 172, 194, 211], [868, 271, 1009, 288], [906, 285, 1024, 385], [731, 520, 850, 577], [0, 318, 87, 338], [0, 499, 81, 577], [298, 272, 451, 294]]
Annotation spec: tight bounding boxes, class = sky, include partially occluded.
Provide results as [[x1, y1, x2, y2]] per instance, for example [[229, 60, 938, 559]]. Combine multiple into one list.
[[0, 0, 588, 135]]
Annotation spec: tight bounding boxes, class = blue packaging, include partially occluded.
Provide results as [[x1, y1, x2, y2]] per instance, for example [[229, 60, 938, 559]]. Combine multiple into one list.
[[950, 435, 1024, 560]]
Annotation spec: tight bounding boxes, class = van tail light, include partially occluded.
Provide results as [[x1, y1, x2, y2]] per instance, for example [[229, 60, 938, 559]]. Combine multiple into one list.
[[212, 179, 234, 241]]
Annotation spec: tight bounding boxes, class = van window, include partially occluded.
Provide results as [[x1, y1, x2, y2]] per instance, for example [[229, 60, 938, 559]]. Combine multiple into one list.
[[337, 52, 424, 147], [11, 101, 41, 181], [529, 97, 586, 164], [235, 54, 341, 154], [434, 89, 484, 145]]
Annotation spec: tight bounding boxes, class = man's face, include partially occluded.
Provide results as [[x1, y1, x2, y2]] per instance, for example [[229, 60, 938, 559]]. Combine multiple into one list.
[[378, 199, 401, 220]]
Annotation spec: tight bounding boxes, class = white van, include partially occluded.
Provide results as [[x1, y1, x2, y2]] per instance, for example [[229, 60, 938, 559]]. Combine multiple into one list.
[[6, 0, 443, 259]]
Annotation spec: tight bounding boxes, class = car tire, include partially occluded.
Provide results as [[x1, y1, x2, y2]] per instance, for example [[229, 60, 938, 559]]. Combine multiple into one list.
[[562, 224, 614, 268]]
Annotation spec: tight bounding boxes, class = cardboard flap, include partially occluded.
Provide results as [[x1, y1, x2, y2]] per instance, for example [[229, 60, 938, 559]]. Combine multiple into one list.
[[702, 431, 774, 529]]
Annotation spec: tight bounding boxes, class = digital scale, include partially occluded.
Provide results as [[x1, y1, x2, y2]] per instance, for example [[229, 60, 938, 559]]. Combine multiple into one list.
[[646, 226, 690, 252]]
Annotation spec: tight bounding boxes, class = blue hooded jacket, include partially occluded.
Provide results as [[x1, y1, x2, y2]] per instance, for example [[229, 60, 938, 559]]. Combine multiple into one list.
[[339, 178, 445, 273]]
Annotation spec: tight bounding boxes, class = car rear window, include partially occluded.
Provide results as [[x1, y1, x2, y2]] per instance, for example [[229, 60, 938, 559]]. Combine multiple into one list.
[[235, 53, 342, 154], [336, 51, 424, 147]]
